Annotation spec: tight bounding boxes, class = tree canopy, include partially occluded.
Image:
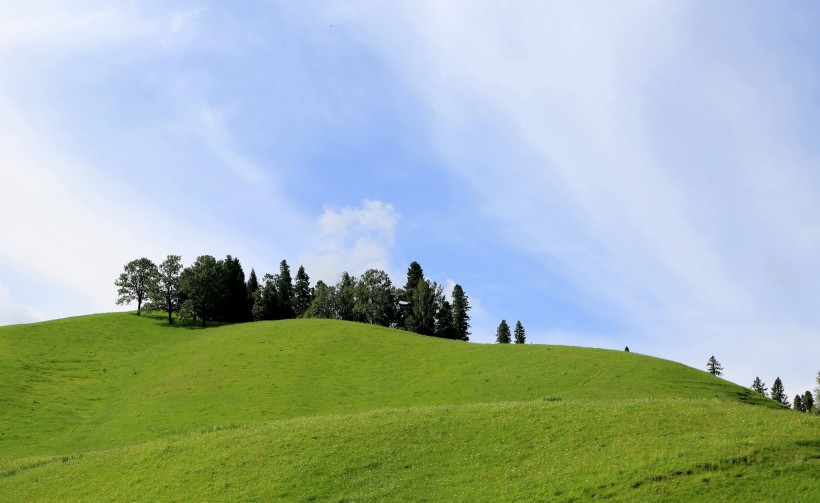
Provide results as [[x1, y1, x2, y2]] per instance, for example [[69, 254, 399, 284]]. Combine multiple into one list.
[[115, 258, 158, 316]]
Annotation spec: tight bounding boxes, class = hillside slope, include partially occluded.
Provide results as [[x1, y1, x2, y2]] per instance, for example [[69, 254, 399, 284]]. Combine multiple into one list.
[[1, 313, 816, 501]]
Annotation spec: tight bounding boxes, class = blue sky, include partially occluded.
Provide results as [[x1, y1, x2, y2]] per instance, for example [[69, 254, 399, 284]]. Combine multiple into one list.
[[1, 2, 819, 396]]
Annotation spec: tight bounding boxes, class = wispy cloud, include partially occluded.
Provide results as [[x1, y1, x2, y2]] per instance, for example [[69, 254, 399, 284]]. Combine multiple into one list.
[[299, 200, 400, 283]]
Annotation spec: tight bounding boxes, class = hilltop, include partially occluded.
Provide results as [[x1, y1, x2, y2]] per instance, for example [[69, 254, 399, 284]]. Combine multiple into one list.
[[0, 313, 817, 501]]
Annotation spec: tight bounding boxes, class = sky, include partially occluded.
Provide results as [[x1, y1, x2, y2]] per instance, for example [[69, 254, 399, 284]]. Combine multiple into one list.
[[1, 1, 819, 396]]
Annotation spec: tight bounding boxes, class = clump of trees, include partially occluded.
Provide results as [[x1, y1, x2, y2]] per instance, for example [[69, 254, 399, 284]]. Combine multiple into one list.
[[495, 319, 526, 344], [115, 256, 470, 340]]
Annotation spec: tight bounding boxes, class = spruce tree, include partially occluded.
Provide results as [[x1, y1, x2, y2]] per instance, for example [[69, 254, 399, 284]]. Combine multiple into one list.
[[751, 377, 767, 397], [435, 299, 456, 339], [451, 284, 471, 341], [115, 257, 158, 316], [246, 269, 259, 319], [221, 255, 248, 322], [274, 260, 294, 319], [513, 320, 526, 344], [150, 255, 183, 324], [706, 356, 723, 376], [293, 265, 312, 318], [496, 319, 511, 344], [401, 261, 425, 330], [770, 377, 789, 406], [802, 390, 814, 413]]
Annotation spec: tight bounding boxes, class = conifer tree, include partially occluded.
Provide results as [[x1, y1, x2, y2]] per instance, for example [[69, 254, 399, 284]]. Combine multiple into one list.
[[401, 261, 425, 330], [293, 265, 312, 318], [496, 319, 511, 344], [274, 260, 294, 319], [221, 255, 249, 322], [115, 257, 158, 316], [451, 284, 470, 341], [751, 377, 767, 397], [794, 394, 804, 412], [706, 356, 723, 376], [802, 390, 814, 413], [514, 320, 526, 344], [246, 269, 259, 318], [150, 255, 182, 324], [435, 299, 456, 339], [252, 274, 277, 321], [770, 377, 789, 406]]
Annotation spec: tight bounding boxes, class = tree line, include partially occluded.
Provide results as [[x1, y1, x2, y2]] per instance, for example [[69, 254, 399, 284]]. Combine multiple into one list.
[[116, 256, 470, 340], [706, 355, 819, 414]]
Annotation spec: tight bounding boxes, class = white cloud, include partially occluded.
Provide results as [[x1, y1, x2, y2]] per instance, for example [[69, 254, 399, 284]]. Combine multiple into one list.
[[299, 200, 400, 284]]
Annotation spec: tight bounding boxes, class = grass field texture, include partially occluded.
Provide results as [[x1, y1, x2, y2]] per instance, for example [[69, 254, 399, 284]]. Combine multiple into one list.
[[1, 313, 817, 501]]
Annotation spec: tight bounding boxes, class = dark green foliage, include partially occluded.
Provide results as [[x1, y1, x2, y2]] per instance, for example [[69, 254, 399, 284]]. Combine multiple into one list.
[[304, 281, 336, 319], [770, 377, 789, 406], [794, 394, 804, 412], [179, 255, 223, 326], [293, 266, 313, 318], [355, 269, 397, 326], [435, 299, 456, 339], [115, 258, 158, 315], [246, 269, 259, 317], [252, 274, 278, 322], [410, 279, 439, 336], [802, 390, 814, 412], [496, 319, 511, 344], [514, 320, 525, 344], [274, 260, 294, 319], [401, 261, 425, 329], [451, 284, 470, 341], [221, 256, 249, 322], [751, 377, 767, 397], [335, 272, 359, 322], [706, 356, 723, 376], [149, 255, 182, 324]]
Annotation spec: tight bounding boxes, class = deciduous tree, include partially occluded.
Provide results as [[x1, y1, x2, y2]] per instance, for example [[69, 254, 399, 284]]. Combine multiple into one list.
[[802, 390, 814, 413], [179, 255, 223, 326], [355, 269, 397, 326], [335, 272, 359, 322], [115, 258, 158, 316], [304, 280, 336, 319], [150, 255, 182, 324], [496, 319, 511, 344]]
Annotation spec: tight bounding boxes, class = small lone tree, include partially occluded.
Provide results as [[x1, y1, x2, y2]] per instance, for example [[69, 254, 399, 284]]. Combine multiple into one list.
[[751, 377, 767, 397], [706, 356, 723, 376], [115, 258, 158, 316], [770, 377, 789, 406], [513, 320, 526, 344], [496, 319, 511, 344]]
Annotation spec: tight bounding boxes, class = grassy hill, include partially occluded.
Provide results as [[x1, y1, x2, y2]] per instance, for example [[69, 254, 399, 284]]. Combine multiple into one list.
[[1, 313, 817, 501]]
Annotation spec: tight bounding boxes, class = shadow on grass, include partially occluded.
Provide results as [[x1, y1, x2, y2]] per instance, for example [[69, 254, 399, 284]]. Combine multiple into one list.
[[135, 311, 235, 331]]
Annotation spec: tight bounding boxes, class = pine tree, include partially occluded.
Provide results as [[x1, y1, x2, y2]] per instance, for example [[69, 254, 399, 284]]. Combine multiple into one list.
[[435, 299, 456, 339], [115, 258, 158, 316], [451, 284, 470, 341], [770, 377, 789, 406], [513, 320, 526, 344], [293, 265, 312, 318], [706, 356, 723, 376], [802, 390, 814, 413], [246, 268, 259, 319], [150, 255, 183, 324], [221, 255, 249, 322], [274, 260, 294, 319], [496, 319, 511, 344], [401, 262, 425, 330], [751, 377, 767, 397]]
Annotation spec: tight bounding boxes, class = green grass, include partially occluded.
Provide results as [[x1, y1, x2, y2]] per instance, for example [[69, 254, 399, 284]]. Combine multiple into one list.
[[1, 312, 817, 501]]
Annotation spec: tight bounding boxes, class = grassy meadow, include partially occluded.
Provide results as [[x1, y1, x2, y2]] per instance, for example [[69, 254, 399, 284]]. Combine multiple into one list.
[[0, 313, 817, 501]]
